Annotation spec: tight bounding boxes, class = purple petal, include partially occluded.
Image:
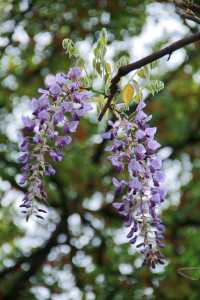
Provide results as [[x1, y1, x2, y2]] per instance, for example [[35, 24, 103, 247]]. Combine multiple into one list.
[[37, 109, 49, 123], [56, 73, 67, 85], [55, 136, 72, 147], [62, 101, 73, 112], [22, 116, 35, 131], [146, 139, 161, 154], [67, 67, 81, 80], [102, 131, 112, 140], [134, 144, 146, 160], [135, 129, 145, 140], [130, 236, 137, 244], [18, 153, 29, 163], [49, 150, 63, 162], [49, 83, 62, 96], [44, 165, 56, 176], [53, 110, 64, 124], [128, 159, 144, 176], [149, 158, 162, 172], [145, 127, 157, 138], [129, 177, 142, 191]]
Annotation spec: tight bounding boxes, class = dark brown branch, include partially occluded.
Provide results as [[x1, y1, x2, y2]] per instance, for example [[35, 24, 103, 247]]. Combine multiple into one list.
[[179, 11, 200, 25], [175, 1, 200, 16], [157, 0, 200, 16], [93, 49, 198, 166], [98, 31, 200, 121]]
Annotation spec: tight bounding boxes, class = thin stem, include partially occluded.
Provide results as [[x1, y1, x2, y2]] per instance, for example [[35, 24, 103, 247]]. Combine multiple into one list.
[[82, 86, 106, 96]]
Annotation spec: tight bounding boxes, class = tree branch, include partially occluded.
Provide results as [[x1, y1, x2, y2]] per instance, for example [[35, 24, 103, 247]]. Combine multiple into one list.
[[178, 11, 200, 25], [98, 31, 200, 121], [156, 0, 200, 16], [174, 0, 200, 16]]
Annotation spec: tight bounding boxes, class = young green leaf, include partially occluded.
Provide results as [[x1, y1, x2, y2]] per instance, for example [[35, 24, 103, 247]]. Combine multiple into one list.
[[115, 55, 129, 69], [147, 80, 164, 96], [137, 66, 150, 79]]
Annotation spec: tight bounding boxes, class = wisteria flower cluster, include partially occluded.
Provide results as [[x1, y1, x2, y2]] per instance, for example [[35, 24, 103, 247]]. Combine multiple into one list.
[[18, 67, 92, 220], [103, 99, 166, 268]]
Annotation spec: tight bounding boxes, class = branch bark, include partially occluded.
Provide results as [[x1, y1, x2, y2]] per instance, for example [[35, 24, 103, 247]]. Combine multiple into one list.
[[178, 11, 200, 25], [98, 31, 200, 121]]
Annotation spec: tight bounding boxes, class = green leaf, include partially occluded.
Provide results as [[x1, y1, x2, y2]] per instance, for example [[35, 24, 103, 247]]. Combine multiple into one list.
[[62, 38, 79, 58], [115, 55, 129, 69], [133, 89, 143, 103], [99, 28, 107, 46], [76, 57, 85, 69], [105, 62, 111, 82], [146, 80, 164, 96], [137, 65, 150, 79]]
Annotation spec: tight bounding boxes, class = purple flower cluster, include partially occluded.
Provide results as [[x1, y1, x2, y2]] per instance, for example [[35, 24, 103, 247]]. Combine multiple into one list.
[[18, 67, 92, 220], [103, 99, 166, 268]]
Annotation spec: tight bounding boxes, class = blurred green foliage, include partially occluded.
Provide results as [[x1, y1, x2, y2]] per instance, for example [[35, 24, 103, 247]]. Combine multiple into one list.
[[0, 0, 200, 300]]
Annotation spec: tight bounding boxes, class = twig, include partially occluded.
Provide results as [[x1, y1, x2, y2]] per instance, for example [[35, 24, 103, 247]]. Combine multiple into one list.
[[179, 11, 200, 25], [166, 0, 200, 16], [98, 31, 200, 121]]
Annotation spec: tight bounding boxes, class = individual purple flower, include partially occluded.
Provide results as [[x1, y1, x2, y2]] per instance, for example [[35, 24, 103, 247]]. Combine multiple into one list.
[[149, 158, 162, 172], [49, 83, 62, 96], [18, 153, 29, 163], [135, 129, 145, 140], [64, 121, 79, 133], [152, 171, 165, 186], [31, 96, 49, 115], [135, 144, 146, 160], [108, 155, 124, 171], [19, 137, 29, 152], [49, 150, 63, 162], [145, 127, 157, 138], [62, 101, 74, 112], [112, 177, 126, 193], [33, 134, 42, 144], [146, 139, 160, 154], [45, 74, 56, 86], [38, 109, 49, 123], [112, 201, 124, 211], [129, 177, 142, 192], [75, 103, 92, 117], [38, 88, 49, 95], [53, 110, 64, 125], [128, 159, 144, 176], [102, 131, 112, 140], [47, 128, 55, 139], [44, 165, 56, 176], [18, 175, 27, 186], [67, 67, 81, 80], [56, 73, 67, 85], [22, 116, 35, 131], [55, 136, 72, 147]]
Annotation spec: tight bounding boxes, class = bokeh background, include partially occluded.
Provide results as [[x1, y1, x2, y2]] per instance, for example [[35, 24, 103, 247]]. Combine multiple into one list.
[[0, 1, 200, 299]]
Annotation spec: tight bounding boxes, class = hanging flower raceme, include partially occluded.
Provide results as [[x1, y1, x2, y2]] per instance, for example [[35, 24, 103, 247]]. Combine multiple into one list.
[[103, 99, 166, 268], [18, 67, 92, 220]]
